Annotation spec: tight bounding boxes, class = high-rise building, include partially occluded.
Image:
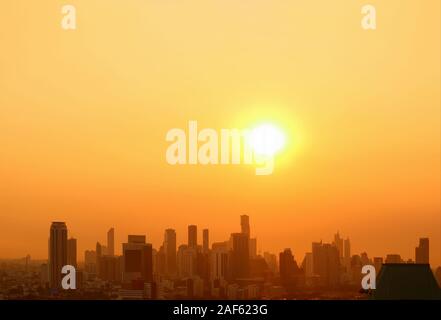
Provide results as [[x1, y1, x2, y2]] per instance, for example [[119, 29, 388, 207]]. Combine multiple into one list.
[[48, 222, 68, 289], [333, 232, 344, 258], [203, 229, 209, 253], [415, 238, 429, 264], [128, 235, 146, 244], [164, 229, 177, 276], [122, 235, 153, 284], [301, 252, 314, 278], [344, 238, 351, 259], [96, 242, 102, 275], [107, 228, 115, 256], [240, 215, 250, 237], [312, 241, 340, 287], [98, 255, 122, 281], [67, 238, 77, 268], [279, 248, 300, 286], [229, 233, 250, 280], [188, 225, 197, 248], [177, 245, 197, 278], [84, 250, 97, 274], [263, 252, 278, 275], [210, 242, 229, 281]]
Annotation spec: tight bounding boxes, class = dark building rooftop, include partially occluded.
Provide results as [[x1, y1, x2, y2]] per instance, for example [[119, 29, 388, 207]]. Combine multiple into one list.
[[372, 264, 441, 300]]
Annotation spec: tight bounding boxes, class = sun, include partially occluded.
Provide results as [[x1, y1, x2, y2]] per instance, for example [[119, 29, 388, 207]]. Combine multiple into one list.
[[249, 123, 286, 157]]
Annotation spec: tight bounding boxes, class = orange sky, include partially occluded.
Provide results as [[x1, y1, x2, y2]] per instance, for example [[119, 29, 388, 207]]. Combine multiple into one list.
[[0, 1, 440, 267]]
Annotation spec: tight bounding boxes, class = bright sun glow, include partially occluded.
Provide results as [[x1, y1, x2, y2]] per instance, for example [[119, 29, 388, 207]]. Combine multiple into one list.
[[249, 124, 286, 156]]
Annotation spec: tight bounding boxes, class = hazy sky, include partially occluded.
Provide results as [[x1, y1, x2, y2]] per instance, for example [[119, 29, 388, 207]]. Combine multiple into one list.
[[1, 1, 440, 266]]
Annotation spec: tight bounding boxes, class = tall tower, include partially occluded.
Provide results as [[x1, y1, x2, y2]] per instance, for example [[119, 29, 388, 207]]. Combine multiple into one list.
[[164, 229, 177, 275], [415, 238, 429, 264], [203, 229, 209, 253], [333, 232, 344, 258], [67, 238, 77, 268], [96, 242, 102, 275], [344, 238, 351, 259], [240, 215, 250, 237], [49, 222, 68, 289], [229, 233, 250, 280], [188, 225, 197, 248], [107, 228, 115, 256]]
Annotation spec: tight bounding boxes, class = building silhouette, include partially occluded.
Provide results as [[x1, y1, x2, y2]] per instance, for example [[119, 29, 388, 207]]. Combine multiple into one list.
[[107, 228, 115, 257], [48, 222, 68, 289], [84, 249, 97, 274], [210, 242, 229, 282], [343, 238, 350, 260], [312, 241, 340, 287], [203, 229, 209, 253], [177, 244, 198, 277], [96, 242, 103, 275], [333, 232, 343, 258], [240, 215, 250, 236], [385, 254, 402, 264], [67, 238, 77, 268], [99, 255, 122, 282], [229, 233, 250, 280], [122, 235, 153, 284], [164, 229, 177, 276], [279, 248, 300, 287], [373, 264, 441, 299], [188, 225, 197, 248], [415, 238, 429, 264]]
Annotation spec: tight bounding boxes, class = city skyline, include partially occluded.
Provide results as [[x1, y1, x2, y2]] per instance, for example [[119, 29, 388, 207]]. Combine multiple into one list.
[[1, 215, 440, 269], [1, 216, 439, 300], [32, 217, 441, 299], [32, 216, 441, 270]]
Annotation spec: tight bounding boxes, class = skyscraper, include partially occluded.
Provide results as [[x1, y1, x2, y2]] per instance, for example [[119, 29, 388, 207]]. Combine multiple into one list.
[[96, 242, 102, 275], [122, 235, 153, 284], [203, 229, 209, 253], [229, 233, 250, 280], [210, 242, 229, 281], [84, 250, 97, 274], [279, 248, 300, 286], [99, 256, 122, 282], [312, 241, 341, 287], [48, 222, 68, 289], [303, 252, 314, 278], [344, 238, 350, 259], [333, 232, 344, 258], [240, 215, 250, 237], [188, 225, 197, 248], [415, 238, 429, 264], [263, 252, 278, 275], [107, 228, 115, 257], [177, 244, 198, 278], [67, 238, 77, 268], [164, 229, 177, 276]]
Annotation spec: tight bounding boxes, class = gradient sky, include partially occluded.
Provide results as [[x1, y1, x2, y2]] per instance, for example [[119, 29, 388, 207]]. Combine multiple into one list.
[[0, 1, 440, 267]]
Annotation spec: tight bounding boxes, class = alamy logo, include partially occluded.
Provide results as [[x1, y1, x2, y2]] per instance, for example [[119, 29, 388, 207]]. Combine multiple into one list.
[[165, 121, 286, 175]]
